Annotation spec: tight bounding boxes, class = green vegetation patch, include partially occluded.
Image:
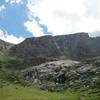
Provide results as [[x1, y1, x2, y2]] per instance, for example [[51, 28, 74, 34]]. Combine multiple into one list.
[[0, 84, 100, 100]]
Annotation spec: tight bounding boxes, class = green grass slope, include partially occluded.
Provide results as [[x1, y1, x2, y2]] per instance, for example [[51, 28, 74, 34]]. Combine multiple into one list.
[[0, 85, 67, 100], [0, 84, 100, 100]]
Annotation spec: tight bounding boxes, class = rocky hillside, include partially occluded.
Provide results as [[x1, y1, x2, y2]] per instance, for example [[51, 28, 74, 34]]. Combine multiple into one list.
[[18, 58, 100, 91], [0, 33, 100, 95], [0, 39, 13, 51], [9, 32, 100, 66]]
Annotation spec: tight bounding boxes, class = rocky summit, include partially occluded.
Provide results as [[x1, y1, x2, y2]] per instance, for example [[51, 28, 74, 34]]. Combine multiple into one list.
[[9, 32, 100, 67]]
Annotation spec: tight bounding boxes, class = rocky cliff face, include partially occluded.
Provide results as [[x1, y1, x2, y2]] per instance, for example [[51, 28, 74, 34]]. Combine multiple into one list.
[[9, 32, 100, 66]]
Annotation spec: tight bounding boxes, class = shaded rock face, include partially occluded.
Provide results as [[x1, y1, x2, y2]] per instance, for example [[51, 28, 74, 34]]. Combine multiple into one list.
[[9, 33, 100, 66], [19, 59, 100, 91]]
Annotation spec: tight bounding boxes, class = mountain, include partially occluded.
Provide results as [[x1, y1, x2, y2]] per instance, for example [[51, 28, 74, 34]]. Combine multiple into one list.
[[9, 32, 100, 67], [0, 39, 13, 51], [0, 33, 100, 100]]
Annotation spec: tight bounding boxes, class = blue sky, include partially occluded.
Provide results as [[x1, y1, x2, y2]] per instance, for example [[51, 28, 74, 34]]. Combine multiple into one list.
[[0, 0, 100, 44], [0, 0, 31, 37]]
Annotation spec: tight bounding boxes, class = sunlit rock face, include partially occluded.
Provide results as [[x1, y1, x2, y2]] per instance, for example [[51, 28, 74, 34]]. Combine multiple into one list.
[[18, 59, 100, 91]]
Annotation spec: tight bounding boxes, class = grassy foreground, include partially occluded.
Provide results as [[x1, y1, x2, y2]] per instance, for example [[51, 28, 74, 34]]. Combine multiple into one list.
[[0, 84, 100, 100], [0, 85, 66, 100]]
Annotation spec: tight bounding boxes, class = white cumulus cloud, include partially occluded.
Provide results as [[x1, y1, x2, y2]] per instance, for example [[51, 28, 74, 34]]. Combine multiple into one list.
[[0, 5, 5, 12], [24, 19, 45, 37], [5, 0, 23, 5], [25, 0, 100, 37], [0, 29, 24, 44]]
